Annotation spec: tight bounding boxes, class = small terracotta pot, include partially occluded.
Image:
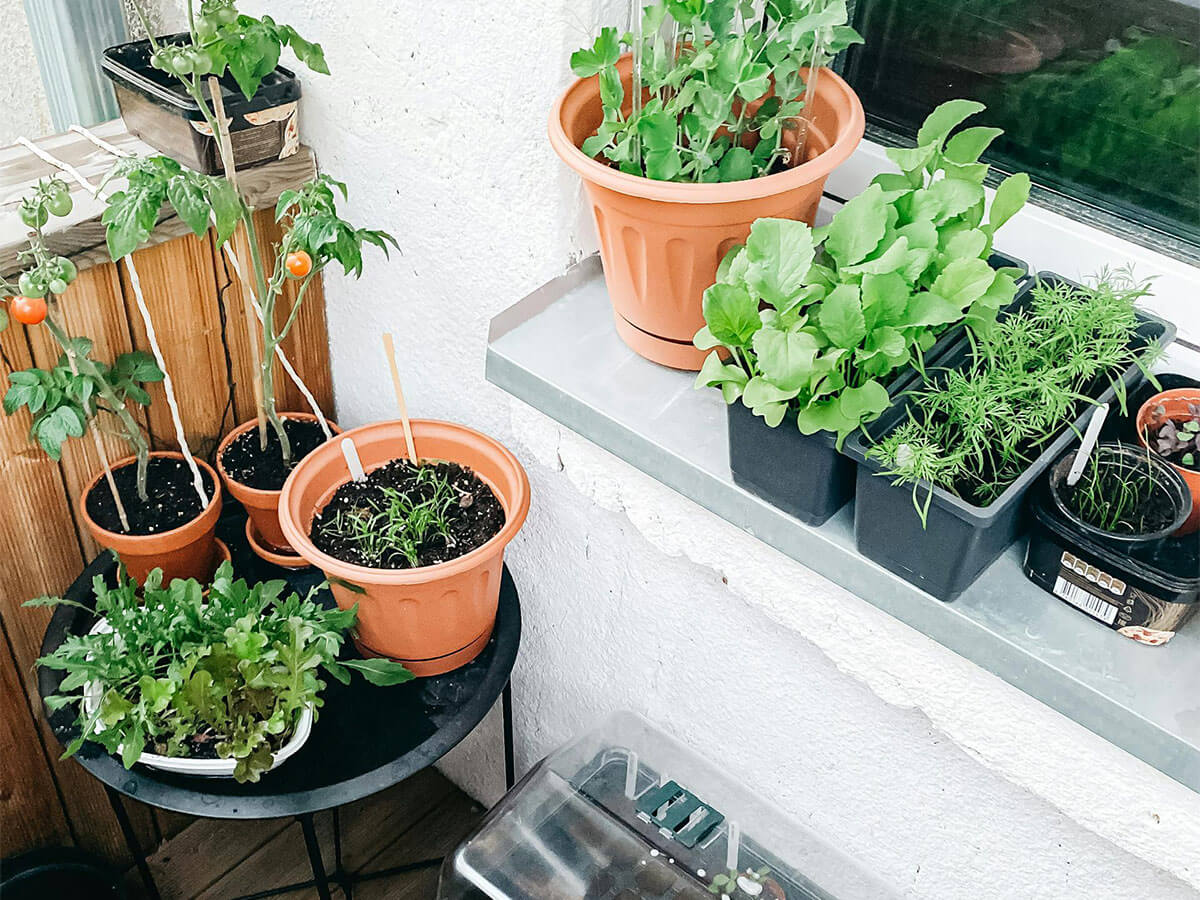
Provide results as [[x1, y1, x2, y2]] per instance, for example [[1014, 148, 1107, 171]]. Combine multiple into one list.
[[277, 419, 531, 676], [216, 413, 340, 561], [1137, 389, 1200, 536], [81, 451, 222, 586], [550, 55, 865, 370]]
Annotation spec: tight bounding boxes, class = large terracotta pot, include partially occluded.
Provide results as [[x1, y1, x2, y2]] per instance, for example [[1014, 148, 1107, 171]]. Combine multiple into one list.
[[81, 451, 222, 586], [549, 55, 865, 370], [278, 419, 531, 676], [1137, 389, 1200, 536], [216, 413, 340, 562]]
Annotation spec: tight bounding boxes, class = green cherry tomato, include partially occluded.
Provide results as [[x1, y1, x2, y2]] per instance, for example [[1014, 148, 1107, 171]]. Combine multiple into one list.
[[45, 187, 72, 218], [47, 278, 68, 296], [172, 51, 195, 74], [151, 47, 175, 74], [214, 5, 237, 26], [188, 47, 214, 76], [54, 257, 78, 283], [196, 16, 218, 40], [18, 271, 47, 299], [19, 201, 48, 230]]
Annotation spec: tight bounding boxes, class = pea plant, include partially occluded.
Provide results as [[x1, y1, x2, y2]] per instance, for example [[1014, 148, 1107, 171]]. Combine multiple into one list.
[[2, 182, 163, 512], [571, 0, 862, 182], [867, 269, 1162, 523], [109, 0, 397, 467], [695, 100, 1031, 445], [30, 561, 413, 783]]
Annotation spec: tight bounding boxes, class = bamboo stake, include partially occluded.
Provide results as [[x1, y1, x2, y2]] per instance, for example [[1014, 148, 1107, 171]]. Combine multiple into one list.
[[381, 333, 417, 464], [209, 75, 268, 444]]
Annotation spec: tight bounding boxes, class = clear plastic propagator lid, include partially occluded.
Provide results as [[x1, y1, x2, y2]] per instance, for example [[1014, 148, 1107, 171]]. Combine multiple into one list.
[[439, 712, 898, 899]]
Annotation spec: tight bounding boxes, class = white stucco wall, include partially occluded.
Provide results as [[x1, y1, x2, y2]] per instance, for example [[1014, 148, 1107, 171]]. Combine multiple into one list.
[[0, 0, 53, 146], [171, 1, 1199, 896]]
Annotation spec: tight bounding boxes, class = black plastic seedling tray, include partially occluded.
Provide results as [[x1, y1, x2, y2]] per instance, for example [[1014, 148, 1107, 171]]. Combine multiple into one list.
[[844, 273, 1176, 601], [102, 35, 301, 174]]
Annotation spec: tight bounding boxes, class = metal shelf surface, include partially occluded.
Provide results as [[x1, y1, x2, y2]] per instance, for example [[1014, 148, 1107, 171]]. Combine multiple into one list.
[[487, 255, 1200, 794]]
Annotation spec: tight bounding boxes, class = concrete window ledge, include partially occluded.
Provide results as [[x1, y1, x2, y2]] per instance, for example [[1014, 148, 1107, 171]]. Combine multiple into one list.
[[485, 253, 1200, 795]]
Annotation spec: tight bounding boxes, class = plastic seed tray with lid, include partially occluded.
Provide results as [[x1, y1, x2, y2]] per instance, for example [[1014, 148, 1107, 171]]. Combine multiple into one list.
[[438, 712, 897, 899]]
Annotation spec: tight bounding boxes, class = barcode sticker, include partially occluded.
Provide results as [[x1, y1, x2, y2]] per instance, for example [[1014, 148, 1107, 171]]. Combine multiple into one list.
[[1054, 576, 1118, 625]]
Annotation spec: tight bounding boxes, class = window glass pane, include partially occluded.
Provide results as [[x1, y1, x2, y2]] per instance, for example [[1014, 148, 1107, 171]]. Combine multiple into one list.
[[842, 0, 1200, 244]]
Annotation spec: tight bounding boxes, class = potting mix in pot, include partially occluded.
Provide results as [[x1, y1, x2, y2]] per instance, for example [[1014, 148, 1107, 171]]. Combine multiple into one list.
[[30, 563, 412, 783], [311, 460, 506, 569]]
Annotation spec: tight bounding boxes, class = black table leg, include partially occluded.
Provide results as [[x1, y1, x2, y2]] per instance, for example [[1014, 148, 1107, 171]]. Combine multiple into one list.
[[105, 786, 161, 900], [502, 679, 515, 791], [333, 806, 351, 900], [299, 812, 334, 900]]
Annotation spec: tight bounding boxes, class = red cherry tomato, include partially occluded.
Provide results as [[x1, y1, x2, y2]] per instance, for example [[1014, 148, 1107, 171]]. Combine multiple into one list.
[[10, 295, 47, 326], [286, 250, 313, 278]]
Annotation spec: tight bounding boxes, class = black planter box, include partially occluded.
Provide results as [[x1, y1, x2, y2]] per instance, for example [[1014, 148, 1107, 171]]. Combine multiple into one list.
[[102, 35, 301, 174], [1023, 469, 1198, 645], [727, 402, 854, 526], [844, 273, 1176, 601], [725, 250, 1029, 528]]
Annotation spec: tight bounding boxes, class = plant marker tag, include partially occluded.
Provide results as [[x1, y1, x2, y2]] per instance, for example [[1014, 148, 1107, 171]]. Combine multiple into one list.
[[382, 333, 418, 464], [624, 750, 639, 798], [341, 438, 367, 483], [725, 820, 740, 870], [1066, 404, 1110, 487]]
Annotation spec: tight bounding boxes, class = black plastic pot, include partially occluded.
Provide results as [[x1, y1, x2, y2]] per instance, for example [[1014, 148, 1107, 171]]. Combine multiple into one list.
[[725, 250, 1029, 526], [102, 35, 301, 174], [1023, 449, 1198, 645], [727, 402, 854, 526], [1, 847, 126, 900], [844, 274, 1176, 601]]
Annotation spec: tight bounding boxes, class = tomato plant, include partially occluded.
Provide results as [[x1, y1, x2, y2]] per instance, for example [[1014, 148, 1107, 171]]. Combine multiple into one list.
[[106, 2, 397, 468]]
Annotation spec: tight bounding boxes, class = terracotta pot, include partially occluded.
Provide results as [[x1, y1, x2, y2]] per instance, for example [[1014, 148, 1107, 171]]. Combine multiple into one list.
[[277, 419, 531, 676], [216, 413, 340, 562], [81, 451, 222, 586], [550, 55, 865, 370], [1137, 389, 1200, 536]]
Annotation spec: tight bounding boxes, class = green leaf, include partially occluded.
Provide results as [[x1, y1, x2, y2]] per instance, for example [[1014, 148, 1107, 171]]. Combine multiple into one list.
[[885, 143, 936, 177], [166, 174, 211, 238], [941, 227, 987, 261], [862, 272, 911, 327], [795, 396, 854, 436], [207, 179, 243, 247], [925, 179, 985, 224], [839, 379, 890, 426], [694, 351, 750, 404], [752, 326, 820, 392], [102, 180, 166, 260], [916, 99, 985, 150], [701, 283, 761, 347], [571, 27, 621, 77], [225, 19, 282, 100], [986, 172, 1031, 234], [944, 126, 1003, 165], [840, 236, 910, 277], [823, 184, 887, 266], [817, 284, 866, 348], [744, 218, 815, 308], [930, 257, 995, 309], [905, 291, 964, 328], [717, 146, 753, 182], [340, 658, 415, 686], [742, 376, 796, 426]]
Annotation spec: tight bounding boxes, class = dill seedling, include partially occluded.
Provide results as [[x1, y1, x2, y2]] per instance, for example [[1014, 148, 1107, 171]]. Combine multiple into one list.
[[868, 268, 1162, 524], [317, 465, 461, 568]]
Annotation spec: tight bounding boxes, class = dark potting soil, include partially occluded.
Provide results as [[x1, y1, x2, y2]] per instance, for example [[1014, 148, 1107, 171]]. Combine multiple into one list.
[[310, 459, 506, 570], [220, 417, 329, 491], [85, 456, 215, 535]]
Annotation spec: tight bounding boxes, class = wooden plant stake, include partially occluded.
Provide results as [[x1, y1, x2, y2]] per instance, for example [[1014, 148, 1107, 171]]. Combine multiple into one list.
[[381, 333, 418, 464], [209, 75, 268, 444]]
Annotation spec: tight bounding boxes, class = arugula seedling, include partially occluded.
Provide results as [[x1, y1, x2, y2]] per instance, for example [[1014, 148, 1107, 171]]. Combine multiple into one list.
[[693, 99, 1031, 447], [30, 561, 413, 783]]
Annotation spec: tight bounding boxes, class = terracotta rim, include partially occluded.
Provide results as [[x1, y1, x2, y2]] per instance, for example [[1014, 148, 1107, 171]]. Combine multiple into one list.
[[244, 519, 311, 569], [1136, 389, 1200, 462], [216, 412, 339, 499], [549, 60, 865, 204], [80, 451, 222, 544], [277, 419, 531, 583]]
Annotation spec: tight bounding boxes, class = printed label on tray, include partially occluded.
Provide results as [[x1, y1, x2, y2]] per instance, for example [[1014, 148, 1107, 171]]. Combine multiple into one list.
[[1053, 552, 1189, 645]]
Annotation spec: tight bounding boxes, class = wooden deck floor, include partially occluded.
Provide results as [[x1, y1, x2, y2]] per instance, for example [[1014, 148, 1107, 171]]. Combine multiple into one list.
[[124, 769, 484, 899]]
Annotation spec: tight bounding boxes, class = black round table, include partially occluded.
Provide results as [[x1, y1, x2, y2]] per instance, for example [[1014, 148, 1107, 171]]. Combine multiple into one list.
[[37, 512, 521, 900]]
